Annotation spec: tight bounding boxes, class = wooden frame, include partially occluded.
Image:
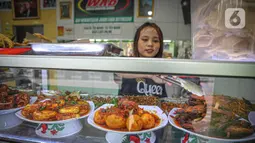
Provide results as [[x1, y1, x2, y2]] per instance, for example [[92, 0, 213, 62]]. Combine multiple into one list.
[[41, 0, 56, 9], [12, 0, 40, 20], [137, 0, 154, 17], [60, 1, 72, 19], [0, 0, 12, 11]]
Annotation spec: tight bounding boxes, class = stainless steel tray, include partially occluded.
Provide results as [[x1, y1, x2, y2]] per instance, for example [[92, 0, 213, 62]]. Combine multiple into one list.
[[27, 43, 123, 56]]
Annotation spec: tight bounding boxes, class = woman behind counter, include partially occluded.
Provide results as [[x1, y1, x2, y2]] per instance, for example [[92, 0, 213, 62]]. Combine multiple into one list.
[[115, 22, 168, 98]]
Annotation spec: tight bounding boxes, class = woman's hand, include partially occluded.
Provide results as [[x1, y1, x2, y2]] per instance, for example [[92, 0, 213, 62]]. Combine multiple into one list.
[[116, 73, 173, 85], [150, 75, 165, 84], [148, 75, 172, 86]]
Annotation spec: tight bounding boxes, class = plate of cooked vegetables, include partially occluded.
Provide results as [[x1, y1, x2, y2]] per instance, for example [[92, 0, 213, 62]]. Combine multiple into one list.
[[88, 98, 168, 134], [168, 94, 255, 142]]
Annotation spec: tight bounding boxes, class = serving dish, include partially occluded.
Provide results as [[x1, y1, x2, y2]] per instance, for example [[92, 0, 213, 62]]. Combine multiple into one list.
[[0, 96, 37, 130], [169, 108, 255, 142], [16, 99, 95, 138], [168, 94, 255, 142], [88, 104, 168, 134], [16, 101, 94, 124], [106, 132, 156, 143]]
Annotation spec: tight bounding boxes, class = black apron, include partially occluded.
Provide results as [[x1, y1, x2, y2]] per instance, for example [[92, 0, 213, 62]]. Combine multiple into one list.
[[119, 78, 167, 98]]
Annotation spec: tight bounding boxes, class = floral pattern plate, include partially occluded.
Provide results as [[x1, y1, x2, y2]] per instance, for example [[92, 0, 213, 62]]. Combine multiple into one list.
[[169, 108, 255, 142], [88, 104, 168, 134], [15, 101, 95, 124]]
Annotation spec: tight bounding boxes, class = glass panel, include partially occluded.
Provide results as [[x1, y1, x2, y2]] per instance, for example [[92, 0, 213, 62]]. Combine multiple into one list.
[[1, 67, 254, 142]]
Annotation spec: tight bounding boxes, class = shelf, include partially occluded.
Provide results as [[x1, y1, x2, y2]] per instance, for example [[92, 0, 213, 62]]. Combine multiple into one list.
[[0, 121, 107, 143], [0, 121, 176, 143], [0, 55, 255, 78]]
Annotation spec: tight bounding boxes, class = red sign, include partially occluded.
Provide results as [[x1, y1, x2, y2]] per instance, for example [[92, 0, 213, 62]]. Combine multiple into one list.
[[75, 0, 134, 23], [87, 0, 118, 8]]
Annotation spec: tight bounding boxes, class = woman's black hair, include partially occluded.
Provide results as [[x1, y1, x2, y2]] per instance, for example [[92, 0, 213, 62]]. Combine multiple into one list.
[[133, 22, 164, 57]]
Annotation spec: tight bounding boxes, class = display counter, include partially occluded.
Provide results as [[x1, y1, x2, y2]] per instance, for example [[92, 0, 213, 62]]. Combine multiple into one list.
[[0, 55, 255, 143], [0, 121, 184, 143]]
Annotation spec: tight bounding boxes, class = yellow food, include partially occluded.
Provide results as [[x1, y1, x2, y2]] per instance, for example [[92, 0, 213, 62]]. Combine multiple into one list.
[[58, 99, 65, 107], [141, 113, 155, 129], [59, 106, 80, 114], [33, 110, 57, 121], [13, 42, 28, 46], [77, 100, 89, 105], [22, 39, 30, 44], [93, 98, 160, 132], [105, 114, 126, 129], [137, 108, 145, 116], [33, 33, 52, 43], [21, 95, 90, 121], [56, 113, 80, 120], [94, 110, 107, 125], [79, 109, 89, 116], [126, 114, 143, 131], [22, 104, 39, 118], [0, 33, 13, 48]]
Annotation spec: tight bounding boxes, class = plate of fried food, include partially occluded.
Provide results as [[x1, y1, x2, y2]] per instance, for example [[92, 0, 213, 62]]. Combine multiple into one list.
[[0, 84, 33, 114], [0, 84, 37, 129], [15, 94, 94, 124], [88, 98, 168, 134], [0, 93, 36, 115], [168, 94, 255, 142]]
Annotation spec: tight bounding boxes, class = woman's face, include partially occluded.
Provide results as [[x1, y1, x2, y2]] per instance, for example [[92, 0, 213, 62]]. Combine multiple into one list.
[[138, 26, 160, 57]]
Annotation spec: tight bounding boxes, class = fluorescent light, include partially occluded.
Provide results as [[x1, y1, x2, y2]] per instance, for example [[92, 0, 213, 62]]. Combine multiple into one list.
[[89, 39, 95, 42], [148, 11, 152, 16], [96, 39, 101, 42], [163, 40, 172, 42], [32, 44, 105, 53], [103, 39, 109, 42]]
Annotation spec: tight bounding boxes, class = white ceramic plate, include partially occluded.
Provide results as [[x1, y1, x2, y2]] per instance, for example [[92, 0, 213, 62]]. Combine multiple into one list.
[[106, 131, 156, 143], [35, 120, 83, 138], [87, 104, 168, 134], [0, 96, 37, 115], [168, 108, 255, 142], [15, 101, 95, 124], [41, 90, 62, 96]]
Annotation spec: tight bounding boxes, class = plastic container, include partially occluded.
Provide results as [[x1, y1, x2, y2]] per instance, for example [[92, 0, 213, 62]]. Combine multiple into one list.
[[192, 0, 255, 61]]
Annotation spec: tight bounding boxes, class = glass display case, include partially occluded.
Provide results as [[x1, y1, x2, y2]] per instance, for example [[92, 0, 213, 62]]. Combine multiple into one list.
[[0, 55, 255, 143]]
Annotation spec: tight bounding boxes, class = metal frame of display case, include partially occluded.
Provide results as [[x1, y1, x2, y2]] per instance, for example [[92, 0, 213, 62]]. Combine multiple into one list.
[[0, 55, 255, 143], [0, 55, 255, 78]]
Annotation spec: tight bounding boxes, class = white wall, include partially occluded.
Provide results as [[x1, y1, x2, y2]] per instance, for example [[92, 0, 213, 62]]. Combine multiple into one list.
[[214, 78, 255, 102], [57, 0, 191, 40]]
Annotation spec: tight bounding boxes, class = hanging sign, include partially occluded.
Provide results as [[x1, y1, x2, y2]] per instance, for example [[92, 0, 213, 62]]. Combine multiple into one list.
[[84, 24, 121, 34], [75, 0, 134, 23]]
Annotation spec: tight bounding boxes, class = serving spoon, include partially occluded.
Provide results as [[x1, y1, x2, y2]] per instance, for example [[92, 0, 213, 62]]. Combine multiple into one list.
[[157, 75, 204, 96], [248, 112, 255, 128]]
